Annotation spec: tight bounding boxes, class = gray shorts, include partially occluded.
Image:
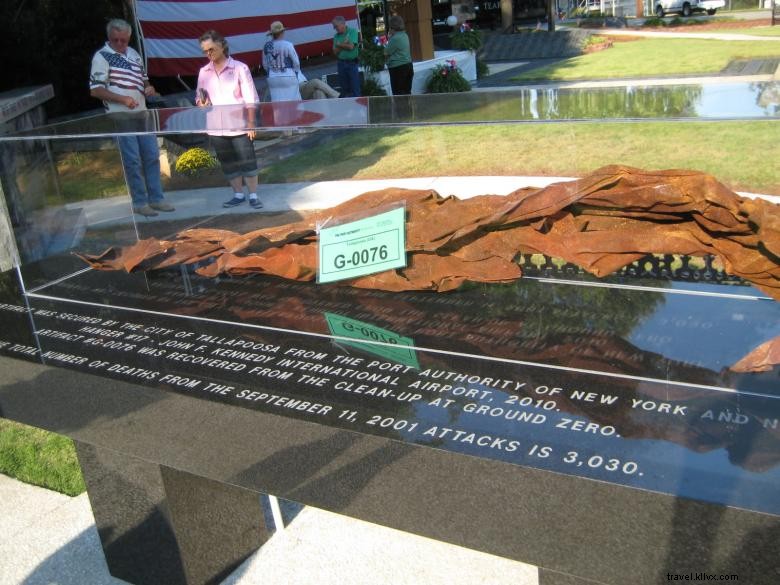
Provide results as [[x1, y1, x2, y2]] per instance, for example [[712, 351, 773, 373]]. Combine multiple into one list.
[[209, 134, 258, 180]]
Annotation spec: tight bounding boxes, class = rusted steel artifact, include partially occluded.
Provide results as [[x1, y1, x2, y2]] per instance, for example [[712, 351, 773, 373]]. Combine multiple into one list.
[[76, 165, 780, 300]]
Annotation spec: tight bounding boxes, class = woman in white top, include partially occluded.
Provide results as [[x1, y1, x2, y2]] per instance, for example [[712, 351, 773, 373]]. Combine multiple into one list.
[[263, 21, 302, 102]]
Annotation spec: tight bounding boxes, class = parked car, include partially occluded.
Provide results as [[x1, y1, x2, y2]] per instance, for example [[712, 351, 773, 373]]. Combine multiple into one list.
[[655, 0, 725, 16]]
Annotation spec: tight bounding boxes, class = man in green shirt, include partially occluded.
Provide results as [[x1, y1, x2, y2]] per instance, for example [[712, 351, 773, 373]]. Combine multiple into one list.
[[332, 15, 361, 97], [384, 15, 414, 95]]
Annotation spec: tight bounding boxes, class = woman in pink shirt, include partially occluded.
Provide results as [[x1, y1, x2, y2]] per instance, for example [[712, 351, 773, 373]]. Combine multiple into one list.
[[196, 30, 262, 209]]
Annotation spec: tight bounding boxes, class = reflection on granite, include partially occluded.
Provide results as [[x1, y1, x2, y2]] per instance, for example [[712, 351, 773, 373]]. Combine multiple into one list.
[[76, 442, 269, 585], [160, 465, 269, 584], [5, 83, 778, 142], [76, 442, 188, 585], [731, 336, 780, 373], [77, 166, 780, 300], [0, 187, 17, 271], [2, 353, 779, 585], [1, 262, 779, 516]]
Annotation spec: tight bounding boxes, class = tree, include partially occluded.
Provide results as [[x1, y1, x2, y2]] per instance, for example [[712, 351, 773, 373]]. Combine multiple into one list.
[[1, 0, 131, 118], [501, 0, 514, 30], [547, 0, 556, 32]]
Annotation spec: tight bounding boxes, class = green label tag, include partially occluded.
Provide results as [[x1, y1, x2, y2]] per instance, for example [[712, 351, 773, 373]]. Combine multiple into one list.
[[318, 206, 406, 283], [324, 312, 419, 369]]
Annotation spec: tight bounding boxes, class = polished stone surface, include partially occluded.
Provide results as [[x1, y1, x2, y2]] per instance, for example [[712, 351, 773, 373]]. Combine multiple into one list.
[[160, 465, 270, 585], [3, 263, 779, 513], [76, 442, 270, 585], [76, 442, 188, 585], [1, 256, 780, 584], [3, 352, 779, 584]]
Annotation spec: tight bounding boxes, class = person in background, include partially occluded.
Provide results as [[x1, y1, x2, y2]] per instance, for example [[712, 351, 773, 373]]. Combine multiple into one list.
[[263, 21, 302, 102], [89, 18, 174, 218], [384, 15, 414, 95], [196, 30, 262, 209], [297, 72, 340, 100], [332, 16, 361, 97]]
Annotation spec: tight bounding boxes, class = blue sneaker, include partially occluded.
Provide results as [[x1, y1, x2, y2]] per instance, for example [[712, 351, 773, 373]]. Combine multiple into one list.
[[249, 197, 263, 209], [223, 196, 246, 208]]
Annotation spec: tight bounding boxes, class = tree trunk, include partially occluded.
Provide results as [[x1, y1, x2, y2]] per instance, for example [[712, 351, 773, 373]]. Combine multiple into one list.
[[395, 0, 434, 61], [500, 0, 514, 31], [547, 0, 556, 31]]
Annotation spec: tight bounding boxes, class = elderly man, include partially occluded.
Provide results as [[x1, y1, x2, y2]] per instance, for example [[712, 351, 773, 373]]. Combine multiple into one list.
[[89, 18, 174, 217], [332, 15, 361, 97]]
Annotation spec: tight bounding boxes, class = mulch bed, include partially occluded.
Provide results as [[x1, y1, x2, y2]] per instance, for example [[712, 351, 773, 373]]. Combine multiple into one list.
[[585, 19, 774, 51], [632, 17, 773, 32]]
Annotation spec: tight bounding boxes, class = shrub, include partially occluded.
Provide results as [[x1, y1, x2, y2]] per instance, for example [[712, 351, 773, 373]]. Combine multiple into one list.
[[175, 147, 218, 176], [362, 77, 388, 96], [577, 15, 607, 27], [359, 40, 388, 96], [359, 41, 386, 74], [669, 17, 705, 26], [426, 59, 471, 94], [476, 58, 490, 79], [582, 35, 613, 52], [450, 27, 483, 52], [641, 16, 666, 27]]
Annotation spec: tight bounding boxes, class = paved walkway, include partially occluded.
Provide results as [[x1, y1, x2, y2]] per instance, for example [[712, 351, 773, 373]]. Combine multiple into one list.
[[0, 473, 538, 585]]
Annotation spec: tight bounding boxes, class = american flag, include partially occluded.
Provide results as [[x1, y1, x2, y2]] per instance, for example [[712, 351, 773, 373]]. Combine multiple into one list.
[[100, 50, 146, 92], [134, 0, 360, 77]]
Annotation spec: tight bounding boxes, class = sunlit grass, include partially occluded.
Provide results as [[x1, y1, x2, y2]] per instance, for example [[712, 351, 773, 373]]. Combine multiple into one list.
[[0, 420, 85, 496], [260, 120, 780, 194], [56, 149, 126, 201], [512, 38, 780, 80], [50, 119, 780, 202]]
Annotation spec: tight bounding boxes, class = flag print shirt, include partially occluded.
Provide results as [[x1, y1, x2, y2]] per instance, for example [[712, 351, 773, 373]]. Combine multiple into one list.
[[89, 43, 148, 113]]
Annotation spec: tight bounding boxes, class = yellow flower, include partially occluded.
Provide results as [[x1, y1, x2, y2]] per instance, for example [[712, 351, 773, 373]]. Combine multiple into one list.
[[175, 147, 218, 176]]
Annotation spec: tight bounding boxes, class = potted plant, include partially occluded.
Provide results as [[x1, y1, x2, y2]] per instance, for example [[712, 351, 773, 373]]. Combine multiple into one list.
[[426, 59, 471, 93]]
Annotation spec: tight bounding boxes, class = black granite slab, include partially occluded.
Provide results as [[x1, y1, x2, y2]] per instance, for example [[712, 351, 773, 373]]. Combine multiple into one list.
[[76, 441, 269, 585], [1, 262, 778, 520], [2, 352, 779, 585]]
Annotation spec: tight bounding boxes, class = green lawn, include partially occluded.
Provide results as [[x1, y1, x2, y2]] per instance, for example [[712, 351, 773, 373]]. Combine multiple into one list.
[[261, 120, 780, 195], [512, 38, 780, 80], [0, 419, 85, 496], [53, 149, 226, 204]]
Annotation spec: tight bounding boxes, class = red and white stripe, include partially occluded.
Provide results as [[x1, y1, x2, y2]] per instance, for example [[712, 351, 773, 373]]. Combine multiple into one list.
[[108, 64, 145, 92], [108, 74, 145, 92], [134, 0, 359, 77]]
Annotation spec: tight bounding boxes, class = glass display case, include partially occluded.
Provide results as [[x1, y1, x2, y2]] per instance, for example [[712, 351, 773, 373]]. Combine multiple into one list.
[[1, 86, 779, 569]]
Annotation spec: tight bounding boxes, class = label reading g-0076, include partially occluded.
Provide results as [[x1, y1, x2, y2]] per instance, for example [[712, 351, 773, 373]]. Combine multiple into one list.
[[318, 207, 406, 283]]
